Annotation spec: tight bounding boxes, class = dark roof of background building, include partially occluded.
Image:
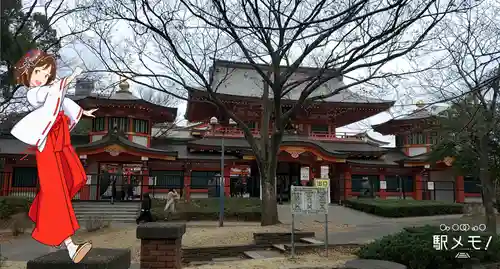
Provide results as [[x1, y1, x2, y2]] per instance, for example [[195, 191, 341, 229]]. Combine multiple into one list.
[[187, 136, 388, 157], [200, 60, 395, 104], [347, 150, 407, 166]]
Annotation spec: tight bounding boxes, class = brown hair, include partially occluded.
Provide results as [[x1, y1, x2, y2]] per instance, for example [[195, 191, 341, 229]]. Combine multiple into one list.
[[14, 49, 57, 87]]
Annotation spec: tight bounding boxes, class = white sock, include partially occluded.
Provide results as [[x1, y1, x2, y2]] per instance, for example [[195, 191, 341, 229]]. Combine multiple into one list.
[[64, 237, 77, 258]]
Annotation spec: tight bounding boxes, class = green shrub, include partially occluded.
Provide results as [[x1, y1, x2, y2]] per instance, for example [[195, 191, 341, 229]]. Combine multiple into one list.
[[151, 197, 261, 221], [358, 225, 500, 269], [0, 197, 32, 219], [344, 199, 463, 217]]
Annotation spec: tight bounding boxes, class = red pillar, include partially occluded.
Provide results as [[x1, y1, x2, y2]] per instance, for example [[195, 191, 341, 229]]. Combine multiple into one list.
[[224, 165, 231, 197], [141, 166, 149, 198], [4, 164, 13, 196], [344, 167, 352, 199], [456, 175, 464, 203], [414, 174, 423, 200], [379, 173, 387, 199]]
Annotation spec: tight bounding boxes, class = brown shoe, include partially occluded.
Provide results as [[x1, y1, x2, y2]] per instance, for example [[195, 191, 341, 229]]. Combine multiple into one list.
[[71, 242, 92, 263]]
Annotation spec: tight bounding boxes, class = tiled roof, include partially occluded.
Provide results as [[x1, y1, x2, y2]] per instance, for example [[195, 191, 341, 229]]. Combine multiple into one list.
[[187, 136, 388, 156], [202, 60, 394, 104]]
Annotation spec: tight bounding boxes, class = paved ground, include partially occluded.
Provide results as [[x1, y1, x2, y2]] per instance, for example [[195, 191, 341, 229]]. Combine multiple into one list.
[[278, 204, 386, 227], [0, 204, 474, 264]]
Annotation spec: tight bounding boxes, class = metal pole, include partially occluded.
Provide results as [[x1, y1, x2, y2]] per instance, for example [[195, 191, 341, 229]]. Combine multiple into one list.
[[219, 136, 225, 227], [291, 213, 295, 258], [325, 213, 328, 257]]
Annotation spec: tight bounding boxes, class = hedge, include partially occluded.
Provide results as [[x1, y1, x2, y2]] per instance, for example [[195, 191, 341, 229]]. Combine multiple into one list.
[[358, 225, 500, 269], [151, 197, 261, 221], [0, 197, 32, 219], [343, 199, 463, 217]]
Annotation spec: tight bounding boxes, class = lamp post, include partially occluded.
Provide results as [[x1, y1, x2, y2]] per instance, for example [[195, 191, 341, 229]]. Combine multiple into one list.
[[210, 117, 236, 227]]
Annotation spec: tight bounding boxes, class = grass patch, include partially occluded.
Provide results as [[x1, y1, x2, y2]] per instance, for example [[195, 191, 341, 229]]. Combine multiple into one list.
[[151, 197, 261, 221], [0, 197, 32, 220], [344, 198, 463, 217]]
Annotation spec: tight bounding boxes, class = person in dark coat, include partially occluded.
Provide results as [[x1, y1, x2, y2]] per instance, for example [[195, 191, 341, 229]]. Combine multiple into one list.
[[110, 176, 117, 204], [136, 193, 153, 224]]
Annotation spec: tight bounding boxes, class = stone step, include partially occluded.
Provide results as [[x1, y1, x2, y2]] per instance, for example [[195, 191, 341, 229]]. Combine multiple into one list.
[[243, 250, 284, 259], [73, 206, 140, 209], [75, 210, 139, 214], [211, 257, 246, 262], [272, 244, 286, 252], [300, 237, 324, 244], [284, 242, 322, 251]]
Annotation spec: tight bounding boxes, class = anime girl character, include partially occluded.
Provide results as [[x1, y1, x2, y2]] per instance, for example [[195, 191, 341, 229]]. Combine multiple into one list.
[[10, 49, 98, 263]]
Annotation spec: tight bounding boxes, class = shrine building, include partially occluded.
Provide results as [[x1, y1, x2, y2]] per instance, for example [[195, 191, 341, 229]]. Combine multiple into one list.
[[0, 60, 479, 203]]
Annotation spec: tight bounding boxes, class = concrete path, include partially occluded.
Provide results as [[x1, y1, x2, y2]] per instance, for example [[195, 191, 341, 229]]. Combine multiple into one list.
[[278, 204, 387, 226]]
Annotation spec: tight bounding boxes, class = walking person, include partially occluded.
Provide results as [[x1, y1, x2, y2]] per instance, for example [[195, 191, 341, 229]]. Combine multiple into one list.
[[136, 193, 153, 224], [164, 189, 180, 220]]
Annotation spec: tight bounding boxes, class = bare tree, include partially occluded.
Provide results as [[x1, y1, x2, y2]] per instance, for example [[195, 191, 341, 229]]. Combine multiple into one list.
[[80, 0, 465, 225], [0, 0, 91, 121], [417, 1, 500, 232]]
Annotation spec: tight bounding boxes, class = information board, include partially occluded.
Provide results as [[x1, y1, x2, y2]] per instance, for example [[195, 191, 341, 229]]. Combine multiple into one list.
[[314, 178, 330, 203], [290, 186, 328, 215]]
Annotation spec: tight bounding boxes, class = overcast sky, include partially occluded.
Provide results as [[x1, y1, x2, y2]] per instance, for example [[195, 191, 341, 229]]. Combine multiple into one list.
[[26, 0, 461, 147]]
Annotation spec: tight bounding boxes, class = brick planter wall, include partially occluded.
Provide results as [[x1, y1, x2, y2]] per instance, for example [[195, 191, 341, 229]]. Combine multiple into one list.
[[253, 232, 315, 245], [137, 222, 186, 269]]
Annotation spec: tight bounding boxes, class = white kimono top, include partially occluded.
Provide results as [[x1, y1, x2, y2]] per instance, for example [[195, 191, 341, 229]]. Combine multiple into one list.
[[11, 77, 84, 152]]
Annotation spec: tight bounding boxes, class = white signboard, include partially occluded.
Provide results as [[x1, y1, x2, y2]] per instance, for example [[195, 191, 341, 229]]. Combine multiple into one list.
[[300, 167, 310, 181], [86, 175, 92, 185], [427, 181, 435, 190], [291, 186, 328, 215], [320, 166, 329, 178], [380, 180, 387, 190]]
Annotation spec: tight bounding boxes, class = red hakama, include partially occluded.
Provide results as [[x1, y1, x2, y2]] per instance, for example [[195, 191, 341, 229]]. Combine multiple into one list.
[[29, 111, 86, 246]]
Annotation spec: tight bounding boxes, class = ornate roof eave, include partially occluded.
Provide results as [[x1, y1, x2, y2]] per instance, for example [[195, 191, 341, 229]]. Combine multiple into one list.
[[77, 96, 178, 122], [76, 129, 177, 159], [372, 116, 438, 135], [187, 139, 349, 159]]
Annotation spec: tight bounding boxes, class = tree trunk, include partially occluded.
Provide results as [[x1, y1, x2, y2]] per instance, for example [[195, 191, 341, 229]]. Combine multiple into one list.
[[479, 135, 497, 234], [258, 147, 279, 226]]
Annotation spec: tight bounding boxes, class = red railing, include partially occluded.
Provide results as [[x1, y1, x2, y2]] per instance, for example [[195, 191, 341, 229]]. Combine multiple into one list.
[[206, 127, 363, 141]]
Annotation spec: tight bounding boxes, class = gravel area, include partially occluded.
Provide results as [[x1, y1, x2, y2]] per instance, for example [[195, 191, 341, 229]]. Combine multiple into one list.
[[71, 222, 351, 263], [184, 253, 355, 269]]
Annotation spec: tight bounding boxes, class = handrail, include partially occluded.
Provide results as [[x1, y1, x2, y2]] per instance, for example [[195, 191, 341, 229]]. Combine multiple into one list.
[[205, 127, 364, 141]]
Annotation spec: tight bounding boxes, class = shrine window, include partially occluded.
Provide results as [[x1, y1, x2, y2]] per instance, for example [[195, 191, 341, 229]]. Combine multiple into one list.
[[429, 131, 439, 145], [310, 124, 329, 133], [92, 117, 105, 132], [191, 171, 220, 189], [108, 117, 129, 132], [384, 175, 414, 192], [407, 132, 425, 144], [133, 119, 149, 134], [150, 170, 184, 188], [12, 167, 38, 188]]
